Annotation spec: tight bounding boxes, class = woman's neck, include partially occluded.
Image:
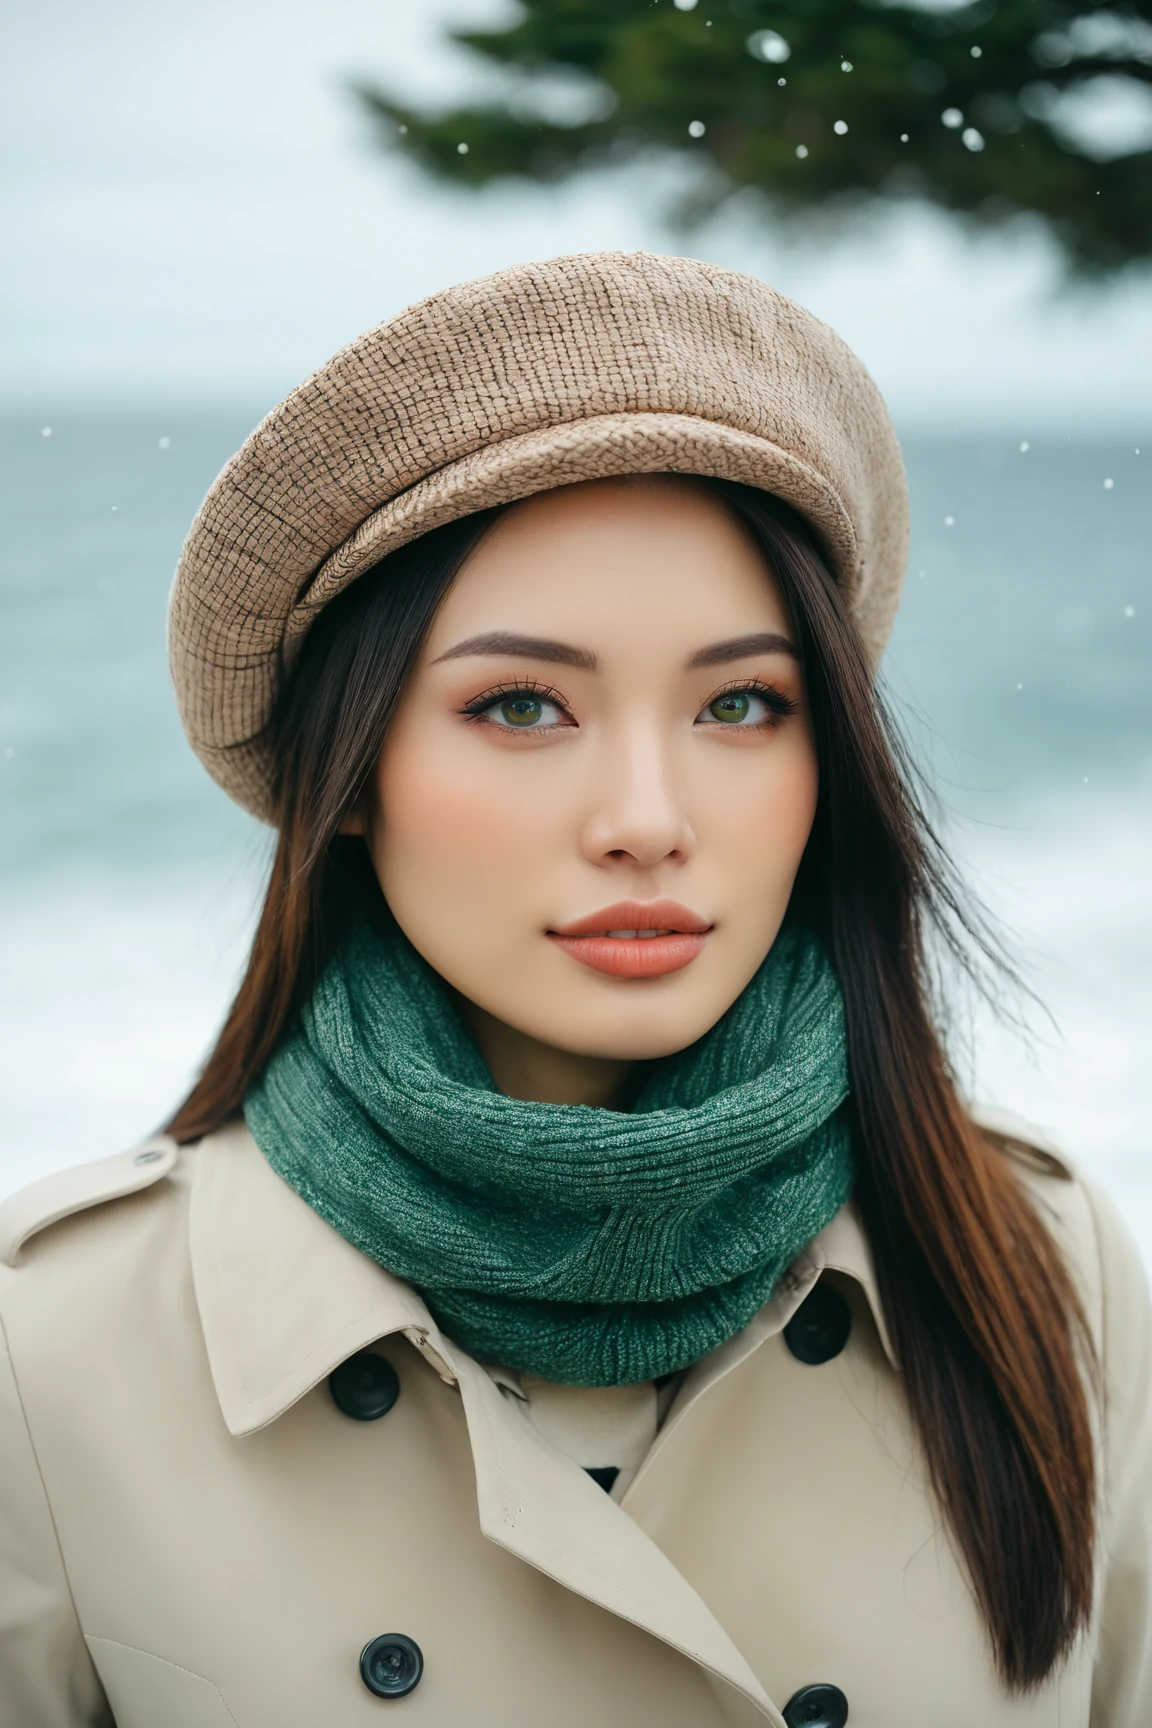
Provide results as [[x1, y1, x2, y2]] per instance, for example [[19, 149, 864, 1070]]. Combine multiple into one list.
[[456, 997, 638, 1109]]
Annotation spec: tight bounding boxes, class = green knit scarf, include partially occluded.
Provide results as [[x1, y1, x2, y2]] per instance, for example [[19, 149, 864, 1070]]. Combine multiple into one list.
[[244, 910, 855, 1387]]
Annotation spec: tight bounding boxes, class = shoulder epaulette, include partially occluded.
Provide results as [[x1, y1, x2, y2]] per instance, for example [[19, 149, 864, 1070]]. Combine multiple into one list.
[[0, 1138, 178, 1268]]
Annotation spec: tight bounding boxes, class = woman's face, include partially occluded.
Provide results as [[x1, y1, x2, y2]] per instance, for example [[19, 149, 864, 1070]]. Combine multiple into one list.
[[363, 478, 818, 1065]]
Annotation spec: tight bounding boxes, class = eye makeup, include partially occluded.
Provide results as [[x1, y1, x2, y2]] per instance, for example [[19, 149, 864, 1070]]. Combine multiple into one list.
[[458, 680, 575, 731], [455, 674, 799, 735], [696, 677, 798, 728]]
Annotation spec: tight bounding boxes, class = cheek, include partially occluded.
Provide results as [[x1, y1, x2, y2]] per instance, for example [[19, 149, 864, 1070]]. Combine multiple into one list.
[[701, 734, 818, 887], [371, 725, 565, 906]]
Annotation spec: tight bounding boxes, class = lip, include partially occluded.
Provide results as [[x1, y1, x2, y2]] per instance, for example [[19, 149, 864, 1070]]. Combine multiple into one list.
[[547, 899, 713, 980]]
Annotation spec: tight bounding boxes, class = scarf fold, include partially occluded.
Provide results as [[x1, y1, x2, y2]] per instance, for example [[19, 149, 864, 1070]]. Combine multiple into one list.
[[245, 911, 855, 1386]]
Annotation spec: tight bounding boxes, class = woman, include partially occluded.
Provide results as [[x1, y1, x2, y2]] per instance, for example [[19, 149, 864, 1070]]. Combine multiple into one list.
[[1, 252, 1148, 1728]]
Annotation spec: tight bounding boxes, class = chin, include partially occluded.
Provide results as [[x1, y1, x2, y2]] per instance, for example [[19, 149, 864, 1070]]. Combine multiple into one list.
[[529, 1001, 722, 1064]]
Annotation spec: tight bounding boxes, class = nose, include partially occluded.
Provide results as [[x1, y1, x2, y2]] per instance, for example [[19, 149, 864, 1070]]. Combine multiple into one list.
[[578, 718, 695, 872]]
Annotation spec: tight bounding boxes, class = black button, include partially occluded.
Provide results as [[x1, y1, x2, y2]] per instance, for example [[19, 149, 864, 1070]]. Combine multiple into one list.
[[360, 1633, 423, 1698], [782, 1682, 849, 1728], [783, 1284, 851, 1365], [330, 1352, 400, 1421]]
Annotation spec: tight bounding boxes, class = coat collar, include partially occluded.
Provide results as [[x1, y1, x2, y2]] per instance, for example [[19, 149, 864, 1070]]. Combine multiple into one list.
[[189, 1122, 459, 1438], [190, 1122, 898, 1728]]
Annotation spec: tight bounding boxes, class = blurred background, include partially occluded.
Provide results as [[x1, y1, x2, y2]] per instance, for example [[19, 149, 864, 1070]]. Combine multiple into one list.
[[2, 0, 1149, 1253]]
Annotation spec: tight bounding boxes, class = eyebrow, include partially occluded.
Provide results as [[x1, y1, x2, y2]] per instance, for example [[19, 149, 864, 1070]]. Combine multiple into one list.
[[687, 631, 799, 668], [432, 631, 598, 670], [432, 627, 799, 673]]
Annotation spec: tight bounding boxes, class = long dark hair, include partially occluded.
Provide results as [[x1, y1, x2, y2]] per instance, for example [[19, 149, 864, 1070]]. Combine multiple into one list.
[[169, 479, 1095, 1690]]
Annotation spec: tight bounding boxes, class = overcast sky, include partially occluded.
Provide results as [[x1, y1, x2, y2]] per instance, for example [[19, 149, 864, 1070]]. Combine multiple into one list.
[[3, 0, 1150, 430]]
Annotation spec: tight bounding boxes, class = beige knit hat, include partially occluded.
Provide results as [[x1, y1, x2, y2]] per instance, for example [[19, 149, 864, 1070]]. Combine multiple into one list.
[[170, 250, 908, 822]]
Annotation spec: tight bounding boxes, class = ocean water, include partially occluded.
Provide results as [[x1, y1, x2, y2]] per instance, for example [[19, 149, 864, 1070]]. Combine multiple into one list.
[[1, 415, 1149, 1256]]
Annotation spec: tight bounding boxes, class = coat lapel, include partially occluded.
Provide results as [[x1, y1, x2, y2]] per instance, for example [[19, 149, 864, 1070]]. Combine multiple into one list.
[[449, 1345, 783, 1722]]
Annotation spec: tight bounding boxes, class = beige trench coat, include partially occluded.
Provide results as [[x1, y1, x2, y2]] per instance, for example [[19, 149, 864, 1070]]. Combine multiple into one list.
[[1, 1112, 1150, 1728]]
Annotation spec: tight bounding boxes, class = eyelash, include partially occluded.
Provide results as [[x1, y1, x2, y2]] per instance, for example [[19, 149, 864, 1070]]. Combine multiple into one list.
[[459, 676, 797, 729], [459, 680, 571, 725], [705, 678, 798, 724]]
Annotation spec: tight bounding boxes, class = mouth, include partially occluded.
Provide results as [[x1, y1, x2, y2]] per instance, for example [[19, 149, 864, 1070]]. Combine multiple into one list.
[[547, 899, 713, 980]]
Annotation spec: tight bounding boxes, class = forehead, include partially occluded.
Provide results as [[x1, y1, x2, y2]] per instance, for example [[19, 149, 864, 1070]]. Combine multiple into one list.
[[423, 478, 791, 651]]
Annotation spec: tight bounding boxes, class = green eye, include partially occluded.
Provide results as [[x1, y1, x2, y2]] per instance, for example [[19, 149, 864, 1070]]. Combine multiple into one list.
[[499, 696, 544, 727], [708, 692, 751, 724]]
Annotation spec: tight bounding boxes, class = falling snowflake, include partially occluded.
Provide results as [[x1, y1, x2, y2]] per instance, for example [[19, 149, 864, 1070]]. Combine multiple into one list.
[[688, 120, 706, 138], [747, 29, 790, 63], [942, 108, 964, 129], [834, 119, 849, 135]]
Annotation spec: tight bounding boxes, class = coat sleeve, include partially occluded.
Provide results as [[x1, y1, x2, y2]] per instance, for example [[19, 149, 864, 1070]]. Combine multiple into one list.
[[1086, 1177, 1152, 1727], [0, 1311, 112, 1728]]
